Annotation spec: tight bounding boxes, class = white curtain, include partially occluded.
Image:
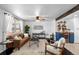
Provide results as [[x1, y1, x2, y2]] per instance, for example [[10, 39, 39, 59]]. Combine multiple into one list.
[[5, 13, 23, 35], [5, 14, 15, 33], [15, 19, 23, 33]]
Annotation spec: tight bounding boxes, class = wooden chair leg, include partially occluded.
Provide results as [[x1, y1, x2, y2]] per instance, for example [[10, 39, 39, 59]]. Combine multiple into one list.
[[37, 40, 39, 47], [45, 50, 47, 55], [45, 43, 47, 55]]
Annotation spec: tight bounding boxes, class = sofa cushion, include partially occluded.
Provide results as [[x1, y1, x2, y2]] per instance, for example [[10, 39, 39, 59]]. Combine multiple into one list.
[[24, 33, 29, 37]]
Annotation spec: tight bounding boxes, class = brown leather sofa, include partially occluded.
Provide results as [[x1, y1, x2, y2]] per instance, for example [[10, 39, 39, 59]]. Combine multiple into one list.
[[6, 33, 29, 50], [13, 33, 29, 50]]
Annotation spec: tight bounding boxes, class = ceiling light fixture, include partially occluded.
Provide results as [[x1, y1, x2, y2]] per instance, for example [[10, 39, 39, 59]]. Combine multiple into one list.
[[36, 16, 40, 20], [36, 16, 40, 22]]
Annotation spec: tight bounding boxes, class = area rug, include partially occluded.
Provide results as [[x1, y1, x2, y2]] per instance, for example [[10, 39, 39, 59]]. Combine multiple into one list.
[[11, 39, 47, 55]]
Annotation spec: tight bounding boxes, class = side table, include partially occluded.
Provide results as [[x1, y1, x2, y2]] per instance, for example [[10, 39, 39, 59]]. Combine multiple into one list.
[[46, 38, 54, 44]]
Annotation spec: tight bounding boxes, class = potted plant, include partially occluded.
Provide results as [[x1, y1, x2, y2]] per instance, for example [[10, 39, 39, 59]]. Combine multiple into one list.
[[24, 25, 30, 33]]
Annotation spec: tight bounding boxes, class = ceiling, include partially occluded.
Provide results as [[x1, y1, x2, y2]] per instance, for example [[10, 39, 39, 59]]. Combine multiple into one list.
[[0, 4, 77, 20]]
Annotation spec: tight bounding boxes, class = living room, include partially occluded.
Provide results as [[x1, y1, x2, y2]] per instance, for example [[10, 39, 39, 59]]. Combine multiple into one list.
[[0, 4, 79, 55]]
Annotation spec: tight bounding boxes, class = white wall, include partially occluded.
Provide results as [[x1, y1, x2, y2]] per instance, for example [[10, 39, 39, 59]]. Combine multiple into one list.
[[74, 14, 79, 43], [56, 16, 74, 32], [24, 19, 56, 38], [57, 10, 79, 43]]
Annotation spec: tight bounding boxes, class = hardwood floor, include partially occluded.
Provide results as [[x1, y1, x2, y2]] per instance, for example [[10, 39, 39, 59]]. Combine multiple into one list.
[[64, 43, 79, 55], [1, 40, 79, 55]]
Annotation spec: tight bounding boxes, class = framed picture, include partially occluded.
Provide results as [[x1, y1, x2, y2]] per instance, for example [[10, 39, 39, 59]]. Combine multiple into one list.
[[33, 25, 43, 30]]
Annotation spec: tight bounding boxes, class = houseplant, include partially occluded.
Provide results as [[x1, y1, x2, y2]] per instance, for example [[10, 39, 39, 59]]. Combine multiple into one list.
[[24, 25, 30, 33]]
